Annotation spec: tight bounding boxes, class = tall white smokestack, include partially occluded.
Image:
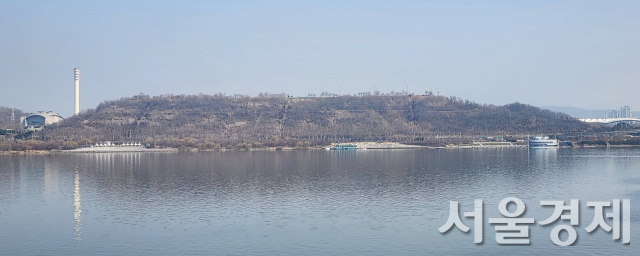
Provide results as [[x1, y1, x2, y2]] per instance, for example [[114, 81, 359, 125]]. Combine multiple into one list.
[[74, 68, 80, 115]]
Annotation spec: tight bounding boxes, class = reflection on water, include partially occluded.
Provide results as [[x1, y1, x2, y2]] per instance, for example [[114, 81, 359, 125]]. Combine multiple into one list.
[[528, 147, 557, 159], [73, 166, 81, 241], [0, 149, 639, 255]]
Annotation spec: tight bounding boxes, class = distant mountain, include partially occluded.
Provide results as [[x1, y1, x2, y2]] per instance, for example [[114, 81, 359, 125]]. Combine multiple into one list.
[[541, 106, 640, 119], [41, 94, 603, 148]]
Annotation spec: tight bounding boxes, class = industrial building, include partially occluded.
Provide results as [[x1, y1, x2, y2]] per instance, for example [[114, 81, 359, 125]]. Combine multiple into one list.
[[74, 68, 80, 115], [20, 111, 64, 130]]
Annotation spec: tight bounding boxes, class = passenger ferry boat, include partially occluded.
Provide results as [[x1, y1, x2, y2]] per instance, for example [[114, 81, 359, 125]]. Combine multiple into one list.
[[332, 144, 358, 150], [528, 136, 559, 148]]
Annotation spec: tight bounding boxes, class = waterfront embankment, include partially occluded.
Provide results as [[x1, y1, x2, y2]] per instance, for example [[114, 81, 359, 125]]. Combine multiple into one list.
[[62, 146, 178, 153]]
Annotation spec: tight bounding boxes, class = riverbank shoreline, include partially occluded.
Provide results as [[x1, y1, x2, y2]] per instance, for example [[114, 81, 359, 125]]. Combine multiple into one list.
[[4, 142, 640, 155], [62, 146, 178, 153]]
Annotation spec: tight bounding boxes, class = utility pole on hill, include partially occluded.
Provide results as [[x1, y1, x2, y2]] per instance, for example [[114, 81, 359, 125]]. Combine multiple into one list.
[[406, 81, 409, 95]]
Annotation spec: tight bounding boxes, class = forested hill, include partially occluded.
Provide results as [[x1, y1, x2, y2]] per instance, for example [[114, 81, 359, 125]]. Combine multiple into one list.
[[0, 107, 27, 128], [45, 93, 601, 146]]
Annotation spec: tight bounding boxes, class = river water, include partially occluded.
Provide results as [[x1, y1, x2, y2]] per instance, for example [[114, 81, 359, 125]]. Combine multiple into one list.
[[0, 148, 638, 255]]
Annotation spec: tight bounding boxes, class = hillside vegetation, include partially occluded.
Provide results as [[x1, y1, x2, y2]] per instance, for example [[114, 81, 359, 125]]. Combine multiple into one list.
[[31, 93, 601, 149], [0, 106, 27, 129]]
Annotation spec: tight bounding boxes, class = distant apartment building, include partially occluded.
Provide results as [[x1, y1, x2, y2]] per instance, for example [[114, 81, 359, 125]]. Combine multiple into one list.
[[608, 110, 619, 119], [621, 106, 632, 118]]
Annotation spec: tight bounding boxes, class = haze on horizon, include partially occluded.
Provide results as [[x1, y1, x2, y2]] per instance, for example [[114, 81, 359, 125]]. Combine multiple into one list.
[[1, 0, 639, 118]]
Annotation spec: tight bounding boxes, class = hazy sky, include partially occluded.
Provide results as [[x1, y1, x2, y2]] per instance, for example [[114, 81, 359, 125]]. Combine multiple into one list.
[[1, 0, 639, 117]]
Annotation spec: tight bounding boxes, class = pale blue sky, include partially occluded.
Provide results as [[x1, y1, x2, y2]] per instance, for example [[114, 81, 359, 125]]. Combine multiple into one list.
[[1, 0, 639, 117]]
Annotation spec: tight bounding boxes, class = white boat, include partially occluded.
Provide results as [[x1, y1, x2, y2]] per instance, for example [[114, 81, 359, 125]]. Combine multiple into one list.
[[528, 136, 559, 148]]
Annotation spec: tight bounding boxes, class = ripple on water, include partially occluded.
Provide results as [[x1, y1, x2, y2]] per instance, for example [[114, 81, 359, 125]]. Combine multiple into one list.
[[0, 149, 639, 255]]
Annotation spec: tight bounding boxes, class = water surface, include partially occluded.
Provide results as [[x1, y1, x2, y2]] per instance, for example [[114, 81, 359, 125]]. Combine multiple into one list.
[[0, 148, 638, 255]]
